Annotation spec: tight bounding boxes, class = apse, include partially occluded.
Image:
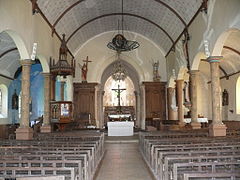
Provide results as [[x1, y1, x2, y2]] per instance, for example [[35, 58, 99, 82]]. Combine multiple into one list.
[[103, 76, 135, 107]]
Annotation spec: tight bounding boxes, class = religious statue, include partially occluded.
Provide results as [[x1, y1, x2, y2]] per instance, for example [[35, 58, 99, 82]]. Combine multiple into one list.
[[152, 60, 161, 82], [11, 89, 18, 110], [222, 89, 229, 106], [112, 84, 126, 112], [78, 56, 92, 82]]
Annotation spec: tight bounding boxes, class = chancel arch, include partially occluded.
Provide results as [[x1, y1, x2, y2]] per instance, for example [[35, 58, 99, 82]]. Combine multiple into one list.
[[100, 59, 142, 128]]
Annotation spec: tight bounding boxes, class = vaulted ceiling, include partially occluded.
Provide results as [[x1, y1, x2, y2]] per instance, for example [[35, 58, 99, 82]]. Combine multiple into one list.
[[0, 32, 20, 78], [36, 0, 203, 55]]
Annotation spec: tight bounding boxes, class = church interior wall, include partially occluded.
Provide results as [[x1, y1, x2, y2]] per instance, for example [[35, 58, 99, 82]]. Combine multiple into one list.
[[7, 63, 44, 125], [73, 32, 167, 83], [0, 76, 11, 125], [220, 74, 240, 121], [0, 0, 62, 62]]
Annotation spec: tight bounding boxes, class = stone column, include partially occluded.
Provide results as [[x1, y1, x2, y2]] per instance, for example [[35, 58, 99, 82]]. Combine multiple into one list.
[[135, 91, 141, 128], [208, 56, 227, 136], [41, 73, 52, 133], [50, 75, 56, 101], [190, 70, 201, 129], [16, 60, 33, 140], [140, 84, 146, 130], [60, 81, 65, 101], [167, 87, 175, 120], [95, 84, 101, 128], [176, 79, 185, 127]]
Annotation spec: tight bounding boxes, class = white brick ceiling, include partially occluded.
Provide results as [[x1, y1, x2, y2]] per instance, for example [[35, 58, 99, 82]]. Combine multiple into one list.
[[37, 0, 202, 54], [0, 32, 20, 78]]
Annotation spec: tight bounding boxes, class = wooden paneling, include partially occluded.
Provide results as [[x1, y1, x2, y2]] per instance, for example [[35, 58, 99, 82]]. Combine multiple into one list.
[[144, 82, 166, 120], [73, 83, 97, 122]]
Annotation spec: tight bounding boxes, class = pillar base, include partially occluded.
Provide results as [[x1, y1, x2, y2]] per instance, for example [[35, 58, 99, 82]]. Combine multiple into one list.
[[15, 127, 33, 140], [40, 125, 52, 133], [209, 123, 227, 137], [191, 122, 201, 129], [178, 121, 186, 128], [169, 125, 180, 130]]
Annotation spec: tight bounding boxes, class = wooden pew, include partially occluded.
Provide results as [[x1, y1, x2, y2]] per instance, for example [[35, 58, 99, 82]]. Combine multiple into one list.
[[0, 132, 105, 180], [0, 167, 76, 180], [173, 161, 240, 180], [183, 172, 240, 180], [164, 154, 240, 180]]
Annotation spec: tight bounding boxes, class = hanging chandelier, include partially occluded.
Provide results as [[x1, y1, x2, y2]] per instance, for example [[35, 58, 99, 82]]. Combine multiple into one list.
[[111, 53, 127, 81], [107, 0, 140, 53]]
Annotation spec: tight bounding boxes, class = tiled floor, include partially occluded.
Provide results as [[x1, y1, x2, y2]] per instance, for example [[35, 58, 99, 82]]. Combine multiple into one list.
[[95, 141, 154, 180]]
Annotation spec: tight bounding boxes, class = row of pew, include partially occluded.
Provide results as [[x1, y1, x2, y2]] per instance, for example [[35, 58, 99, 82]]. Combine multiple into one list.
[[139, 130, 240, 180], [0, 131, 105, 180]]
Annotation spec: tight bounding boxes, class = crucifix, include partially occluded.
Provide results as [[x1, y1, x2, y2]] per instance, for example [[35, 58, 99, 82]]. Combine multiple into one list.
[[79, 56, 92, 82], [112, 84, 126, 112]]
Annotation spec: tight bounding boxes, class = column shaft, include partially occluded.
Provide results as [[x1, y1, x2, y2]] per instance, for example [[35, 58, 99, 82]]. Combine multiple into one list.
[[16, 60, 33, 140], [41, 73, 52, 133], [208, 56, 226, 136], [176, 79, 185, 126], [50, 76, 56, 101], [20, 60, 32, 127], [190, 70, 201, 129], [167, 87, 175, 120]]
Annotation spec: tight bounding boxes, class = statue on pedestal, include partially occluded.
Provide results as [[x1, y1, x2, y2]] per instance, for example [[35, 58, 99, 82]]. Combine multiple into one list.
[[79, 56, 92, 83]]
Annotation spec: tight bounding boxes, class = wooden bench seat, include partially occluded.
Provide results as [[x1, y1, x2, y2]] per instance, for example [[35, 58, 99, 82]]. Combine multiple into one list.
[[173, 161, 240, 180], [183, 172, 240, 180], [0, 167, 76, 180], [164, 154, 240, 180]]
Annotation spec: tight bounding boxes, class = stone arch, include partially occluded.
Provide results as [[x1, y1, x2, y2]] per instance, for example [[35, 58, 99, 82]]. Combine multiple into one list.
[[212, 28, 239, 56], [100, 59, 142, 128], [191, 52, 207, 70], [3, 30, 30, 60], [36, 54, 50, 73]]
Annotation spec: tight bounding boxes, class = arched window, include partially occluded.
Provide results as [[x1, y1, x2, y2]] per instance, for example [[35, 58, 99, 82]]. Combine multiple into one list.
[[0, 84, 8, 118], [236, 76, 240, 114]]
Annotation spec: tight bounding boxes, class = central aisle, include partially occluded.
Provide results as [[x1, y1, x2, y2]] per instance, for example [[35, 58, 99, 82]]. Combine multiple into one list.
[[95, 138, 154, 180]]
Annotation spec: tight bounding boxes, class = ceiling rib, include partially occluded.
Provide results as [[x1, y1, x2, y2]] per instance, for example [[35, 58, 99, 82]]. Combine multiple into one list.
[[52, 0, 187, 32], [165, 2, 203, 57], [66, 13, 174, 44], [0, 48, 18, 59], [0, 74, 14, 80], [223, 46, 240, 56]]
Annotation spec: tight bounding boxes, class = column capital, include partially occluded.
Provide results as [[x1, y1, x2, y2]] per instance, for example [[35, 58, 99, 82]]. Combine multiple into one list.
[[207, 56, 223, 63], [189, 70, 199, 75], [41, 72, 51, 77], [175, 79, 184, 83], [20, 59, 34, 66]]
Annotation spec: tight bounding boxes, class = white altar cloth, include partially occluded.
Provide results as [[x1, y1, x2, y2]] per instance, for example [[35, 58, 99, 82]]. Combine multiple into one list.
[[184, 118, 208, 123], [107, 121, 134, 136]]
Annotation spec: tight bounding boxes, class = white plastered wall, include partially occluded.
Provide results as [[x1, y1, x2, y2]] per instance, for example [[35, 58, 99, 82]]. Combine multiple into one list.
[[73, 31, 167, 83], [0, 77, 11, 124], [0, 0, 61, 64]]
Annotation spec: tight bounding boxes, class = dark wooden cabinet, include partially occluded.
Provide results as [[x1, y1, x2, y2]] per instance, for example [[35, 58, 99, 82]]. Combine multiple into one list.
[[73, 83, 97, 125], [144, 82, 166, 120]]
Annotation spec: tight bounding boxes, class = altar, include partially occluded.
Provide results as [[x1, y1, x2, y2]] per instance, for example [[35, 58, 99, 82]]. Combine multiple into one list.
[[107, 121, 134, 136]]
